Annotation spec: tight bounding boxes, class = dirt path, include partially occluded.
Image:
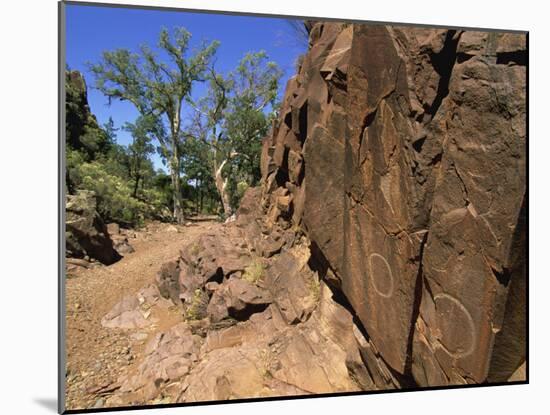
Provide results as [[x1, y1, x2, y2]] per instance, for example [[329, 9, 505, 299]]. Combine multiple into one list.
[[65, 221, 219, 410]]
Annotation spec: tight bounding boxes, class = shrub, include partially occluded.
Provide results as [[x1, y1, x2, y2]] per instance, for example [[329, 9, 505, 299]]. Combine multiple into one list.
[[190, 243, 200, 256], [242, 260, 265, 284], [236, 181, 249, 199], [185, 288, 207, 321], [257, 348, 274, 379], [308, 273, 321, 304], [78, 161, 147, 225]]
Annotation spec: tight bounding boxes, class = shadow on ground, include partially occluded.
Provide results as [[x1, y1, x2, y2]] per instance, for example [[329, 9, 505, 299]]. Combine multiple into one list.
[[34, 398, 57, 413]]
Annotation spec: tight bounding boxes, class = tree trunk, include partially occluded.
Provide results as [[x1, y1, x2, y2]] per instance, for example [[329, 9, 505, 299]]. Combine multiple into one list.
[[132, 155, 141, 198], [170, 108, 185, 224], [214, 159, 233, 217], [170, 156, 185, 224], [132, 175, 140, 198], [197, 178, 203, 215], [66, 170, 74, 195]]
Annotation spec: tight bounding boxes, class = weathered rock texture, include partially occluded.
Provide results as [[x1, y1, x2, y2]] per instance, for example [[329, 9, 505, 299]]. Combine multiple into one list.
[[260, 23, 526, 386], [108, 189, 380, 405], [107, 223, 136, 255], [65, 70, 108, 156], [66, 190, 121, 265], [107, 23, 526, 407]]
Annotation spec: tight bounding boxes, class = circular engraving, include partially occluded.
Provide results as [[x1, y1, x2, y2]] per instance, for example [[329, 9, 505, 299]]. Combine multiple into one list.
[[367, 253, 394, 298], [433, 293, 476, 358]]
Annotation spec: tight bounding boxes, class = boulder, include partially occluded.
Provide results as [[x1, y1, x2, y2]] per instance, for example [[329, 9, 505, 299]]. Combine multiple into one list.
[[111, 233, 135, 255], [179, 228, 251, 282], [265, 244, 318, 324], [66, 190, 120, 265], [207, 276, 272, 322], [101, 295, 152, 330], [156, 260, 182, 306], [106, 223, 120, 235], [182, 296, 362, 402], [116, 323, 201, 402]]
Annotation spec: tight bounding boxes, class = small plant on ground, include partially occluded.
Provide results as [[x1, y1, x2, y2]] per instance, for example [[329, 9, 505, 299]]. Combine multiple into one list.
[[290, 222, 302, 235], [308, 273, 321, 304], [257, 348, 275, 379], [190, 242, 200, 256], [185, 288, 207, 321], [242, 259, 265, 284]]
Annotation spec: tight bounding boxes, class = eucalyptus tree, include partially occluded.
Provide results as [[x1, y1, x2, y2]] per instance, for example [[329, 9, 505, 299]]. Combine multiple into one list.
[[188, 51, 282, 217], [180, 134, 217, 213], [122, 115, 156, 198], [186, 68, 232, 216], [89, 27, 219, 223]]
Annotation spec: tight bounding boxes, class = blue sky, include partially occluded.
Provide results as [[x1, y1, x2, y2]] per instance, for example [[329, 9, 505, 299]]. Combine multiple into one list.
[[65, 4, 306, 171]]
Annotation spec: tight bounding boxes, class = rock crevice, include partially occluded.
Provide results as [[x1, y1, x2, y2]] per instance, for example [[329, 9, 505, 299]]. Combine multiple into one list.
[[260, 22, 526, 386], [104, 22, 526, 406]]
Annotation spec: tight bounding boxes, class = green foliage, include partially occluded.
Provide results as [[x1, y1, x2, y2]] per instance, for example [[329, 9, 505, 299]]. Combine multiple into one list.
[[122, 115, 157, 197], [65, 78, 173, 226], [70, 159, 154, 225], [88, 27, 221, 223], [224, 51, 282, 188], [76, 160, 145, 224], [68, 27, 285, 224], [236, 181, 249, 199], [185, 50, 282, 213], [180, 134, 219, 214], [242, 259, 265, 285], [185, 288, 207, 321], [220, 52, 281, 210], [66, 71, 113, 159]]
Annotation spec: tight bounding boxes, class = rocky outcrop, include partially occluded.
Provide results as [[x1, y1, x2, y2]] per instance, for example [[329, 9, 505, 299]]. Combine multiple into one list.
[[106, 223, 135, 254], [260, 23, 526, 386], [65, 70, 110, 156], [66, 190, 121, 265], [107, 23, 526, 406], [105, 188, 377, 404], [109, 279, 375, 404], [101, 285, 171, 329]]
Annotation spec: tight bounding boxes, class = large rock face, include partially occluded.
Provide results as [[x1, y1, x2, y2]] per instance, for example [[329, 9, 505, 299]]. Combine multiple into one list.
[[260, 23, 526, 385], [113, 24, 526, 407]]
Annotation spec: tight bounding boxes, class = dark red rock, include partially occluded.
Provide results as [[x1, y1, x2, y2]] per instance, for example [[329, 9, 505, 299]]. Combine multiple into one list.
[[145, 23, 526, 399], [265, 245, 317, 324], [260, 22, 526, 384]]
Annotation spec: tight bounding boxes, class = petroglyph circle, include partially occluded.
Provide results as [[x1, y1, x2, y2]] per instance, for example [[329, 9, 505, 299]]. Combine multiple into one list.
[[368, 253, 394, 298], [434, 293, 476, 359]]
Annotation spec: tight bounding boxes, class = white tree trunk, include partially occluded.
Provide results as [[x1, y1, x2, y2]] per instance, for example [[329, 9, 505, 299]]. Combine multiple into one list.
[[214, 159, 233, 217], [170, 108, 185, 224]]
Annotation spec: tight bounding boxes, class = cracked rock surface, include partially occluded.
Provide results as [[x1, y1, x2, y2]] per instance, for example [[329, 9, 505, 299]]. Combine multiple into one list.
[[71, 22, 526, 410], [261, 22, 526, 386]]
